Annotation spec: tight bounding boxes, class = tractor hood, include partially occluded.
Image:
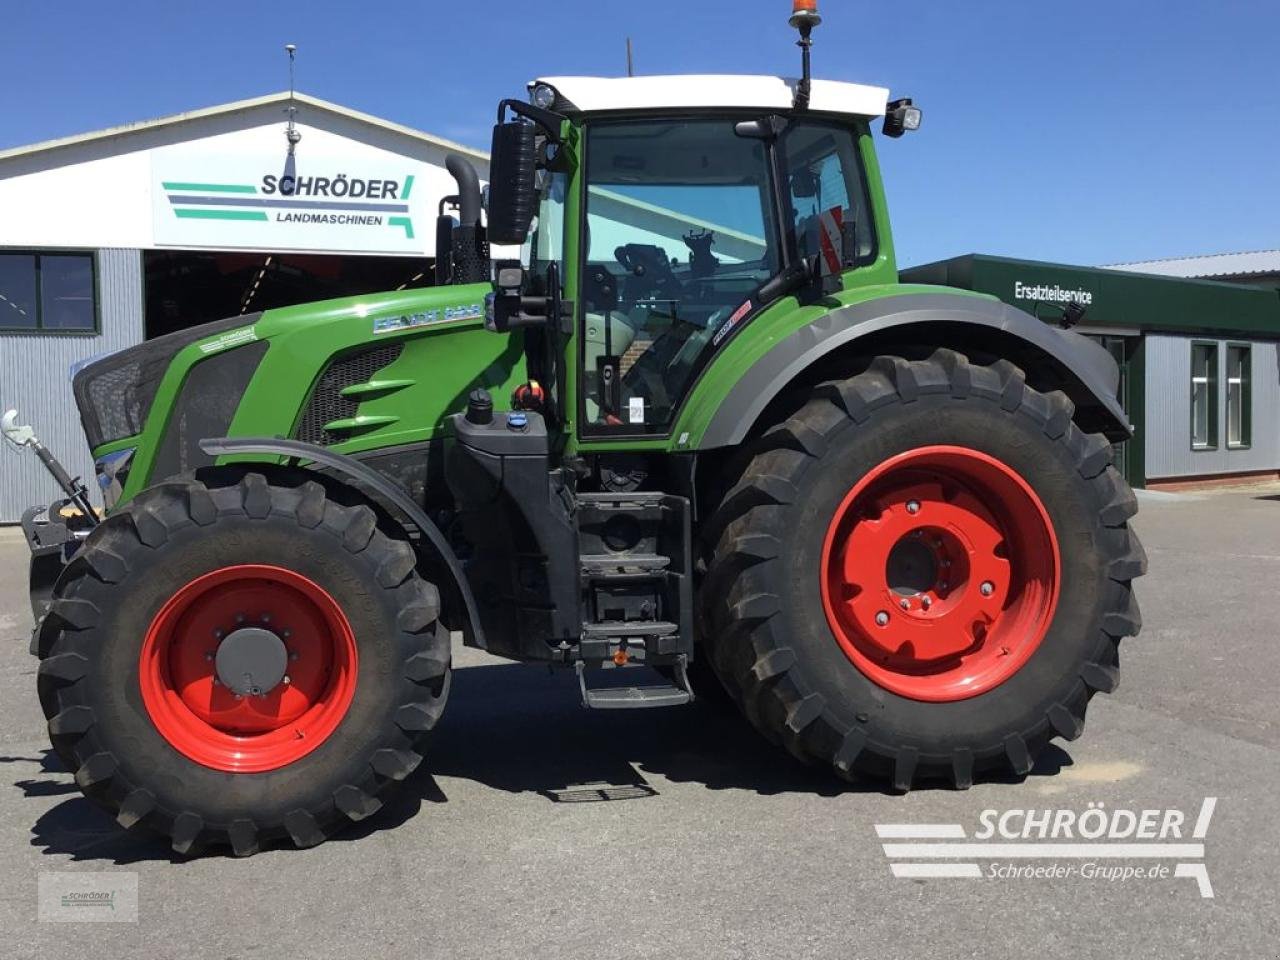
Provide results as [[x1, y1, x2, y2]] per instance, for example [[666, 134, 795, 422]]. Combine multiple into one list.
[[74, 283, 525, 511], [72, 313, 262, 452]]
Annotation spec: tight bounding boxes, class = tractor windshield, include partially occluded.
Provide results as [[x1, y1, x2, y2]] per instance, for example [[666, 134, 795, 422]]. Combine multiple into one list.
[[579, 118, 780, 432]]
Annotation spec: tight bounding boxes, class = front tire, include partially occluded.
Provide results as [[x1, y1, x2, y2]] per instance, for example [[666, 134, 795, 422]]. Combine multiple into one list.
[[35, 473, 450, 855], [701, 349, 1145, 790]]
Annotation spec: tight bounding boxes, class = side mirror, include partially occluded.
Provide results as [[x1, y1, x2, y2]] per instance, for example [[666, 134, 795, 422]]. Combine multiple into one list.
[[487, 122, 538, 246]]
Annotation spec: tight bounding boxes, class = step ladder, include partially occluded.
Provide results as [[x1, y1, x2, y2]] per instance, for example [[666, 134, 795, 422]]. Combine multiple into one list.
[[575, 654, 695, 710]]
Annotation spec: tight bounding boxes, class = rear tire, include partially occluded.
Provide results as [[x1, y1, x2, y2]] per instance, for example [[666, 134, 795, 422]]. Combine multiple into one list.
[[700, 349, 1145, 790], [35, 473, 450, 855]]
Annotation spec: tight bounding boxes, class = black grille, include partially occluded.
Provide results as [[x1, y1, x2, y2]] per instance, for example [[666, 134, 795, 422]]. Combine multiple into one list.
[[73, 313, 259, 450], [149, 340, 270, 483], [294, 343, 404, 446]]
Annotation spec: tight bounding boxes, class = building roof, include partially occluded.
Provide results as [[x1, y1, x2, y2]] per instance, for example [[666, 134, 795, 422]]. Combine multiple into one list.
[[0, 91, 489, 164], [1104, 250, 1280, 279], [531, 75, 889, 118]]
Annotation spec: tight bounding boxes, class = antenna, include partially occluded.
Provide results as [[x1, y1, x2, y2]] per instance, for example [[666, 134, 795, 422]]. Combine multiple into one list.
[[284, 43, 301, 153], [626, 37, 635, 77]]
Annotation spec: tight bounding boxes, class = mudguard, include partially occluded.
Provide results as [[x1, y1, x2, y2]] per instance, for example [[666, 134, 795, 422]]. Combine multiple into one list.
[[699, 291, 1127, 449], [199, 436, 486, 649]]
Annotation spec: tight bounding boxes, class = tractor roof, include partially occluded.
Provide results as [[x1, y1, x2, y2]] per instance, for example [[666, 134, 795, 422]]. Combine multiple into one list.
[[530, 75, 889, 118]]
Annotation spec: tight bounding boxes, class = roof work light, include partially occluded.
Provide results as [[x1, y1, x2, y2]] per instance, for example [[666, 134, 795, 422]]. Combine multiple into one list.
[[883, 98, 923, 137]]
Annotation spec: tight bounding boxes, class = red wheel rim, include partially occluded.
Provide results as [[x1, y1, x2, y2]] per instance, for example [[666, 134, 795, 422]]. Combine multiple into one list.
[[139, 565, 358, 773], [820, 446, 1060, 702]]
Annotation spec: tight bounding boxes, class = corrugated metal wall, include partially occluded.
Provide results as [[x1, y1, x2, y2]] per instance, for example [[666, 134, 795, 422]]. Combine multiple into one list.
[[0, 248, 144, 522], [1145, 334, 1280, 478]]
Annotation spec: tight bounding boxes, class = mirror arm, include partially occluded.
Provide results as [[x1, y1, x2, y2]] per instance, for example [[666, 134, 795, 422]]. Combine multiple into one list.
[[497, 99, 566, 143]]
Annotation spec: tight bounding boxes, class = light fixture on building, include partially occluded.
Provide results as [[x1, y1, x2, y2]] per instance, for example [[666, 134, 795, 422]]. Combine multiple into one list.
[[284, 43, 302, 154]]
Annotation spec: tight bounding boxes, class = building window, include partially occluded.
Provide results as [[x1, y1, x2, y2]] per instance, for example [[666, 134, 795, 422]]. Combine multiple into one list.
[[1226, 343, 1251, 449], [0, 252, 97, 333], [1190, 341, 1218, 450]]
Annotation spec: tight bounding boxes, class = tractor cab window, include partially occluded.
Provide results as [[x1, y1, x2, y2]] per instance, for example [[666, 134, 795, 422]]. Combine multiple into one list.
[[526, 169, 567, 286], [581, 118, 780, 432], [784, 123, 875, 276]]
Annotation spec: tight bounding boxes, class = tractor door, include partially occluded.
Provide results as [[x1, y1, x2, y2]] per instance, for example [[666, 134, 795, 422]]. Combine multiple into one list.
[[575, 116, 875, 438], [576, 117, 783, 435]]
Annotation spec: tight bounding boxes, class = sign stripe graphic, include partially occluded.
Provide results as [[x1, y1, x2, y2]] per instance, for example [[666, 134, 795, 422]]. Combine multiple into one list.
[[882, 842, 1205, 859], [174, 209, 269, 222], [162, 182, 257, 194]]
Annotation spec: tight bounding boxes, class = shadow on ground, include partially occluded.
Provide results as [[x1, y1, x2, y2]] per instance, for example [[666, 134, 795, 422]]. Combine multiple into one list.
[[17, 660, 1073, 863]]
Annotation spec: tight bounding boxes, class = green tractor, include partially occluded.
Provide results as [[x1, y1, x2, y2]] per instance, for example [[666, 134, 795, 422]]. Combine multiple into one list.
[[10, 5, 1143, 856]]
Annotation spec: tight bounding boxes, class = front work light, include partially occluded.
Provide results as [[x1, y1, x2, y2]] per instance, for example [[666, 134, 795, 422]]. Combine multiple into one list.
[[530, 84, 557, 110], [883, 98, 923, 138]]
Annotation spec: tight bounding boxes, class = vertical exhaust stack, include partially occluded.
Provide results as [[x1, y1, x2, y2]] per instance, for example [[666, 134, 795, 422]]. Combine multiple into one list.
[[442, 155, 489, 285], [790, 0, 822, 110]]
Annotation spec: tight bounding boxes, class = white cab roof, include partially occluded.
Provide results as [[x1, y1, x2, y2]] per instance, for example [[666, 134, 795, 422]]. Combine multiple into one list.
[[532, 75, 889, 118]]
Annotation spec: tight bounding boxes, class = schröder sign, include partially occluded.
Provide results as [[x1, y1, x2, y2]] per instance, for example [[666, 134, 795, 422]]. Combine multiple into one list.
[[151, 155, 424, 255]]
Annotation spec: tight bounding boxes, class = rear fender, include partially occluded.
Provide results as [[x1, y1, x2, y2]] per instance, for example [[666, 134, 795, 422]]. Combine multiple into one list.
[[698, 292, 1128, 449]]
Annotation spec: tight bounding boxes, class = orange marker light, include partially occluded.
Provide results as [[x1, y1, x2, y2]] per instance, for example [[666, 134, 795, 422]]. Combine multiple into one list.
[[613, 648, 629, 666], [790, 0, 822, 28]]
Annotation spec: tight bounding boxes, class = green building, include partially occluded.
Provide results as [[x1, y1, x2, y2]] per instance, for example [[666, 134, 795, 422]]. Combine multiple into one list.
[[902, 254, 1280, 488]]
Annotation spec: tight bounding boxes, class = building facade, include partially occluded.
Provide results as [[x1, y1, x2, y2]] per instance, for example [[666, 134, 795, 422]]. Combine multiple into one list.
[[903, 254, 1280, 488], [0, 92, 490, 522]]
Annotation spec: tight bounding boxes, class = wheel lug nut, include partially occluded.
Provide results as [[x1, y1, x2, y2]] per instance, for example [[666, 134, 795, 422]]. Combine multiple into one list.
[[289, 651, 299, 661], [899, 598, 910, 610], [213, 629, 224, 639], [235, 614, 246, 624], [875, 611, 889, 627], [282, 675, 291, 685], [905, 500, 920, 515], [980, 581, 995, 596], [262, 614, 271, 623], [921, 597, 932, 610]]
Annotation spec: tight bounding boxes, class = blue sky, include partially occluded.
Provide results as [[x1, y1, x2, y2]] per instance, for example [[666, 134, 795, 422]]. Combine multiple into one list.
[[2, 0, 1277, 267]]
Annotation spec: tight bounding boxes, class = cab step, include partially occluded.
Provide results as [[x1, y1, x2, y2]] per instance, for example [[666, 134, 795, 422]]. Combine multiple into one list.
[[575, 656, 695, 710]]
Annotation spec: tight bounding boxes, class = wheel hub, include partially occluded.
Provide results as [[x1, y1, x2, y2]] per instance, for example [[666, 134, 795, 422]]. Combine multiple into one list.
[[214, 627, 288, 697], [821, 446, 1060, 702], [138, 565, 358, 773]]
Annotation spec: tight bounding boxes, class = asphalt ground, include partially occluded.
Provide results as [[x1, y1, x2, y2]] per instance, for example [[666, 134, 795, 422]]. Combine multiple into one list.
[[1, 486, 1277, 958]]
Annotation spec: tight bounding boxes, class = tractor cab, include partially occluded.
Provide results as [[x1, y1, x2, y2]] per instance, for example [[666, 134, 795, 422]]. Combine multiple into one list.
[[479, 73, 915, 440]]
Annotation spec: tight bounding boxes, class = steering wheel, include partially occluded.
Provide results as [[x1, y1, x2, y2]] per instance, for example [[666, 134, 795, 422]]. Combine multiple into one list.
[[615, 244, 681, 302]]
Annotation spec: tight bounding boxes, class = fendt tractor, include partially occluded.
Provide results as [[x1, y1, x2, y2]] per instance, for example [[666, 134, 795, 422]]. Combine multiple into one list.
[[5, 3, 1144, 856]]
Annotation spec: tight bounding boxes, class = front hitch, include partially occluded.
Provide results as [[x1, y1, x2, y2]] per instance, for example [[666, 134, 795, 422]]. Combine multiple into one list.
[[2, 409, 98, 630]]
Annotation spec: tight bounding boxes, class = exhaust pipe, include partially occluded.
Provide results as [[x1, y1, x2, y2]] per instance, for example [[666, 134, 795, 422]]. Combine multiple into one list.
[[443, 155, 488, 284], [445, 155, 482, 228]]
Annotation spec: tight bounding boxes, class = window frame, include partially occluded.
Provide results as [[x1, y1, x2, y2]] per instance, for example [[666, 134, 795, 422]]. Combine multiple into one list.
[[574, 112, 879, 442], [1225, 341, 1252, 450], [1189, 340, 1219, 451], [0, 249, 100, 336], [575, 112, 789, 440], [777, 118, 880, 271]]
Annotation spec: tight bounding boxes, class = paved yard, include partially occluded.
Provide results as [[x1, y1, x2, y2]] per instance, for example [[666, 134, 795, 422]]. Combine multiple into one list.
[[1, 487, 1278, 959]]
